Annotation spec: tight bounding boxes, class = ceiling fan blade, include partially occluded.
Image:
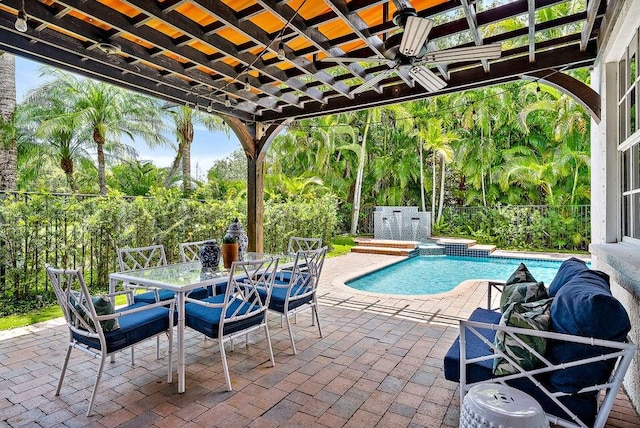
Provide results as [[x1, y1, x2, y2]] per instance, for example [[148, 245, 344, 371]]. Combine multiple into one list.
[[410, 66, 447, 92], [421, 43, 502, 64], [399, 16, 433, 57], [352, 69, 395, 95], [321, 56, 394, 65]]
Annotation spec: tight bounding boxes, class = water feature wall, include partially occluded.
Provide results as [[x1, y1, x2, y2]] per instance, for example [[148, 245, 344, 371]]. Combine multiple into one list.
[[373, 206, 431, 241]]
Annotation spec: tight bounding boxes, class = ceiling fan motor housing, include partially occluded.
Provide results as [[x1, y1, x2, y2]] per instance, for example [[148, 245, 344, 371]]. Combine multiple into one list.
[[392, 8, 417, 27]]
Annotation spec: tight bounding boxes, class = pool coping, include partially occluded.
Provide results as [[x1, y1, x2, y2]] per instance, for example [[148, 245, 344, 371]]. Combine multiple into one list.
[[331, 250, 590, 300]]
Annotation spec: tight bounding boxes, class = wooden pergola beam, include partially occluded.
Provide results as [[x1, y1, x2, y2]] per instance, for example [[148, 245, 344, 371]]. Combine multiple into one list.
[[220, 117, 290, 252]]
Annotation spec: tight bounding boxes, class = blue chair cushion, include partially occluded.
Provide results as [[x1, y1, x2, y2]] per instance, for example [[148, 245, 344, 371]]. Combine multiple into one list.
[[548, 269, 631, 393], [185, 295, 263, 339], [187, 287, 210, 300], [257, 284, 313, 313], [548, 257, 589, 297], [72, 302, 171, 353], [133, 289, 175, 304]]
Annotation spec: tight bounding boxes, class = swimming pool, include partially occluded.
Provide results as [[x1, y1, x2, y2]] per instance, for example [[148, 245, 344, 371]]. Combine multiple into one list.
[[345, 255, 578, 295]]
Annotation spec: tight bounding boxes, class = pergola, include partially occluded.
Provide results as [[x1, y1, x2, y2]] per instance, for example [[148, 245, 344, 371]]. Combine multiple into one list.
[[0, 0, 604, 251]]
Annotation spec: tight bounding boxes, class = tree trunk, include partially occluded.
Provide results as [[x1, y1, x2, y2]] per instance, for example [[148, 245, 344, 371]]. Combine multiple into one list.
[[165, 149, 182, 186], [0, 52, 17, 191], [481, 170, 487, 207], [437, 154, 446, 223], [419, 141, 426, 212], [93, 128, 107, 194], [431, 152, 436, 218], [181, 121, 194, 193], [60, 157, 77, 193], [182, 141, 192, 193], [350, 112, 370, 235]]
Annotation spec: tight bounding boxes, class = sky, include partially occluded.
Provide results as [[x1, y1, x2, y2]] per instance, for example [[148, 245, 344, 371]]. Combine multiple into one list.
[[16, 57, 241, 181]]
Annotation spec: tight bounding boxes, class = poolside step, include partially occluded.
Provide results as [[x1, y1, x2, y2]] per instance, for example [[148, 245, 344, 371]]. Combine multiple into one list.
[[434, 237, 496, 257], [350, 246, 415, 256], [353, 238, 419, 249]]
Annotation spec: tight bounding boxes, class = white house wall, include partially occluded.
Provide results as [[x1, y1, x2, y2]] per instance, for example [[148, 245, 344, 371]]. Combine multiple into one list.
[[591, 0, 640, 413]]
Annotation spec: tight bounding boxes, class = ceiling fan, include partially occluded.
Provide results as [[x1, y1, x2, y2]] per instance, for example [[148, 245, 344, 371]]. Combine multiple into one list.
[[321, 7, 502, 95]]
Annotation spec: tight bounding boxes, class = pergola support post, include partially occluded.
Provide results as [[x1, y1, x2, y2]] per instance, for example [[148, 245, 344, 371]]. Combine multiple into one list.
[[221, 117, 290, 252]]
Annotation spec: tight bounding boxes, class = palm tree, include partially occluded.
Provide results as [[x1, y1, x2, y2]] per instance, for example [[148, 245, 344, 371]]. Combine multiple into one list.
[[162, 105, 228, 193], [350, 109, 373, 235], [416, 118, 456, 222], [0, 52, 17, 191], [21, 86, 94, 192], [109, 160, 164, 196], [37, 69, 167, 194]]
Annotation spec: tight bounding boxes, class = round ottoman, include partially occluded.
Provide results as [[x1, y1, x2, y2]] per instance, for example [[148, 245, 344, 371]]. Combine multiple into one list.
[[460, 384, 548, 428]]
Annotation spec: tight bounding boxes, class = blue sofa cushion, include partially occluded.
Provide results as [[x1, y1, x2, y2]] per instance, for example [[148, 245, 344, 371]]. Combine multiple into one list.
[[133, 289, 175, 304], [73, 302, 171, 353], [444, 307, 501, 383], [548, 257, 589, 297], [185, 295, 264, 338], [548, 269, 631, 393]]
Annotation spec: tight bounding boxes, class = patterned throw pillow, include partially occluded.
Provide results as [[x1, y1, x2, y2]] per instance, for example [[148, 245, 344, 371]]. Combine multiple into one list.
[[90, 295, 120, 332], [500, 281, 548, 313], [505, 263, 537, 285], [73, 293, 120, 332], [493, 298, 553, 376], [500, 263, 547, 312]]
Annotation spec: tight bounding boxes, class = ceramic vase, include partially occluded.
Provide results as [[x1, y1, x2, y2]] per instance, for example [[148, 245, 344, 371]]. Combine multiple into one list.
[[199, 240, 220, 270]]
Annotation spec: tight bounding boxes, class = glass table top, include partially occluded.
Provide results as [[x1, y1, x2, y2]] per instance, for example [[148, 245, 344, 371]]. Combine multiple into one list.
[[109, 253, 288, 291]]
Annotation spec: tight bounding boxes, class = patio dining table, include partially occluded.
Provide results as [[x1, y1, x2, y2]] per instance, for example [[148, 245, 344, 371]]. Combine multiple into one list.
[[108, 252, 287, 393]]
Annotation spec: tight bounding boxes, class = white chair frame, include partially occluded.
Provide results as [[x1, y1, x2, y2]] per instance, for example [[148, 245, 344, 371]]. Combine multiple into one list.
[[117, 244, 169, 303], [116, 244, 170, 362], [270, 247, 327, 354], [47, 266, 173, 416], [178, 240, 207, 262], [287, 236, 322, 254], [458, 320, 637, 428]]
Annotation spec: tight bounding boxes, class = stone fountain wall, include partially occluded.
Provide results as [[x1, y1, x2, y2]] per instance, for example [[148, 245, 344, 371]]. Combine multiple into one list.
[[373, 206, 431, 241]]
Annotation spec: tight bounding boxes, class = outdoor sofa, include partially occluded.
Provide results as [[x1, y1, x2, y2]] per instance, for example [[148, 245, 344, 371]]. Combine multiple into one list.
[[444, 258, 637, 428]]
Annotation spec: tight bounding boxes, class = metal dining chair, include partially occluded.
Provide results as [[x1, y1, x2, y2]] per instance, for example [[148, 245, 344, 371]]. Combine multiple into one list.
[[47, 265, 173, 416], [259, 247, 327, 354], [184, 256, 280, 391]]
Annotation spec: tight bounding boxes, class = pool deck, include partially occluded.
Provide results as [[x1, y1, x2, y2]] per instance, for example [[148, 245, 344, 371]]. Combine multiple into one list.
[[1, 251, 635, 428]]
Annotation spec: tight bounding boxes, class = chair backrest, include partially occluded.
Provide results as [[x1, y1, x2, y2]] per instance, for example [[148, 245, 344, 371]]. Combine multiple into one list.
[[178, 240, 206, 262], [222, 257, 280, 325], [306, 246, 327, 288], [287, 236, 322, 254], [117, 245, 167, 272], [46, 265, 105, 339], [273, 247, 328, 302], [298, 246, 327, 289]]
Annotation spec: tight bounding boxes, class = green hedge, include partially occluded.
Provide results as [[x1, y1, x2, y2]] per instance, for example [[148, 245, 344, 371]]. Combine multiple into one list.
[[0, 190, 338, 311]]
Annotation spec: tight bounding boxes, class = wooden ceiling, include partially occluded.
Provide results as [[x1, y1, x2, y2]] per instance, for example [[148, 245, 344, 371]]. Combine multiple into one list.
[[0, 0, 604, 124]]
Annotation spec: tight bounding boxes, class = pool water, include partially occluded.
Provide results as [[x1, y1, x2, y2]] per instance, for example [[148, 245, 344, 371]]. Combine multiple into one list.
[[345, 255, 575, 295]]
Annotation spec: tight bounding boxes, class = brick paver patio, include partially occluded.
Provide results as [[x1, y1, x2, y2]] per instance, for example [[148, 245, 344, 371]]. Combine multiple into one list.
[[1, 252, 638, 427]]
